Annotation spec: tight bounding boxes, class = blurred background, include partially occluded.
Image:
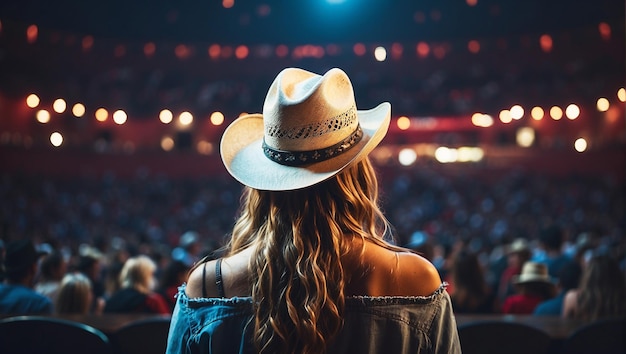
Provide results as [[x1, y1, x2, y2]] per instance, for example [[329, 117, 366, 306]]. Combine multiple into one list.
[[0, 0, 624, 256]]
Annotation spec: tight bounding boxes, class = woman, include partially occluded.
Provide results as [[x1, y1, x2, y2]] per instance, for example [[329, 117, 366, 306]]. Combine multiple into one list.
[[55, 272, 93, 314], [166, 68, 460, 354], [104, 255, 170, 314], [450, 250, 495, 314], [563, 253, 626, 321]]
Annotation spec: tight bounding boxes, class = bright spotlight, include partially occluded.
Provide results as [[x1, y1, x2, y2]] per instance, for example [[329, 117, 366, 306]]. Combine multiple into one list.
[[374, 47, 387, 61], [159, 109, 173, 124], [36, 109, 51, 123], [72, 103, 86, 117], [26, 94, 40, 108], [574, 138, 587, 152], [53, 98, 67, 113], [398, 148, 417, 166], [50, 132, 63, 147], [113, 110, 127, 124], [179, 111, 193, 125]]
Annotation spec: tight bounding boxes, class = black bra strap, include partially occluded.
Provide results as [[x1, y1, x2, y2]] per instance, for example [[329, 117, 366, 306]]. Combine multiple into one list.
[[202, 261, 208, 298], [216, 258, 225, 298]]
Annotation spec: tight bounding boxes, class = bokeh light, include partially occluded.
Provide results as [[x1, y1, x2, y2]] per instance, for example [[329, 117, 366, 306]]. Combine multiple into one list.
[[50, 132, 63, 147], [26, 94, 40, 108]]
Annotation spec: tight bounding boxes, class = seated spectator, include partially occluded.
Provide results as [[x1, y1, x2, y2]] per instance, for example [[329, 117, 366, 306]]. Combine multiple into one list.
[[0, 240, 53, 314], [157, 259, 189, 311], [35, 251, 68, 307], [497, 238, 532, 309], [533, 224, 572, 278], [502, 261, 556, 314], [104, 255, 170, 314], [450, 250, 495, 313], [563, 253, 626, 321], [533, 260, 581, 316], [56, 272, 95, 314]]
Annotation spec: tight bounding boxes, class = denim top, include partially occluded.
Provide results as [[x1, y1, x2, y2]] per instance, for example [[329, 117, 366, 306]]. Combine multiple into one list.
[[166, 283, 460, 354]]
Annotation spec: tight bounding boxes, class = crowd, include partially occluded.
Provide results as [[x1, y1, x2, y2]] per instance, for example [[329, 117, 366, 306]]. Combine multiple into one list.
[[0, 166, 624, 319]]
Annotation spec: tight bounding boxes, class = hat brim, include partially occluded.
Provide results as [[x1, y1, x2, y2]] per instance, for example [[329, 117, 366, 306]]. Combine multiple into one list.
[[512, 275, 555, 284], [220, 102, 391, 191]]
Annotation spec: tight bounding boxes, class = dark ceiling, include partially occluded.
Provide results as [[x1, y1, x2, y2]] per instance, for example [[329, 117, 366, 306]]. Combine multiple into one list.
[[0, 0, 623, 120], [1, 0, 623, 44]]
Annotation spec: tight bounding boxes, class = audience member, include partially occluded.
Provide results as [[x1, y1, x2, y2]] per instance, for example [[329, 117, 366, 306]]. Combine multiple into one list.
[[56, 272, 95, 314], [533, 260, 582, 316], [562, 253, 626, 321], [450, 250, 495, 313], [167, 67, 460, 353], [158, 259, 190, 311], [76, 246, 107, 312], [171, 231, 202, 267], [34, 251, 68, 306], [104, 255, 170, 314], [502, 261, 556, 314], [496, 238, 532, 308], [533, 224, 572, 278], [0, 240, 53, 314]]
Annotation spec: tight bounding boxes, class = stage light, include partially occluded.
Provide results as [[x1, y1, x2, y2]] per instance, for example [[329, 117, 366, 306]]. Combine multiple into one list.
[[210, 112, 225, 125], [27, 24, 38, 43], [510, 105, 524, 119], [472, 113, 493, 127], [179, 111, 193, 126], [113, 110, 127, 124], [26, 94, 40, 108], [596, 98, 609, 112], [235, 45, 249, 59], [397, 116, 410, 130], [398, 148, 417, 166], [516, 127, 535, 147], [159, 109, 173, 124], [617, 88, 625, 102], [435, 146, 457, 163], [374, 46, 387, 61], [50, 132, 63, 147], [36, 109, 50, 123], [53, 98, 67, 113], [161, 136, 175, 151], [95, 108, 108, 122], [499, 110, 512, 123], [574, 138, 587, 152], [72, 103, 86, 117], [531, 107, 544, 120], [565, 104, 580, 120], [550, 106, 563, 120]]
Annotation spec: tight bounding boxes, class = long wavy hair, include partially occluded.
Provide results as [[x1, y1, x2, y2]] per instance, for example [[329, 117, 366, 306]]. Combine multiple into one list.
[[575, 254, 626, 321], [223, 157, 399, 354]]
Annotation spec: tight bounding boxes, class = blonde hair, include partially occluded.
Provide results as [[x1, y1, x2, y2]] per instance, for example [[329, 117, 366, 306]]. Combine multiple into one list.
[[575, 254, 626, 321], [55, 272, 92, 314], [225, 157, 400, 354], [119, 255, 157, 294]]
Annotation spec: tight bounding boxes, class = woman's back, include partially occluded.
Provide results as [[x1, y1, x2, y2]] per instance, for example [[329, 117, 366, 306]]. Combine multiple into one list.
[[172, 239, 457, 354], [186, 238, 442, 299]]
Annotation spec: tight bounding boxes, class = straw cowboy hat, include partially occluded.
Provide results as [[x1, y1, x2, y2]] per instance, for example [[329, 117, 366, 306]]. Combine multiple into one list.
[[513, 261, 555, 284], [220, 67, 391, 191]]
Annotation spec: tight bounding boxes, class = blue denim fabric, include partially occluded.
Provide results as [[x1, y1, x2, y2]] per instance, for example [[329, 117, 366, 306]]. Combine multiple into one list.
[[166, 284, 460, 354]]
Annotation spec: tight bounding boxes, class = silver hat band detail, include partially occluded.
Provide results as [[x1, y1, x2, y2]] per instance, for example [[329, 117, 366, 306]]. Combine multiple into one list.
[[262, 125, 363, 166]]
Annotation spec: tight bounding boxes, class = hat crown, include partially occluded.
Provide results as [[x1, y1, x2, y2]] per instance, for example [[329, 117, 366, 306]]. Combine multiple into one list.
[[262, 68, 358, 152], [515, 261, 553, 284], [520, 261, 548, 277]]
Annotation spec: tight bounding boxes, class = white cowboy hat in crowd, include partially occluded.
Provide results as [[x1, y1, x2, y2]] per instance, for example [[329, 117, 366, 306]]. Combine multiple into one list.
[[513, 261, 555, 284], [220, 67, 391, 191]]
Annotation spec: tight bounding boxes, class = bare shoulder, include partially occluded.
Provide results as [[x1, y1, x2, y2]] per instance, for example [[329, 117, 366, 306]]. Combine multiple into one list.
[[394, 251, 443, 296], [349, 241, 443, 297], [185, 259, 218, 298]]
